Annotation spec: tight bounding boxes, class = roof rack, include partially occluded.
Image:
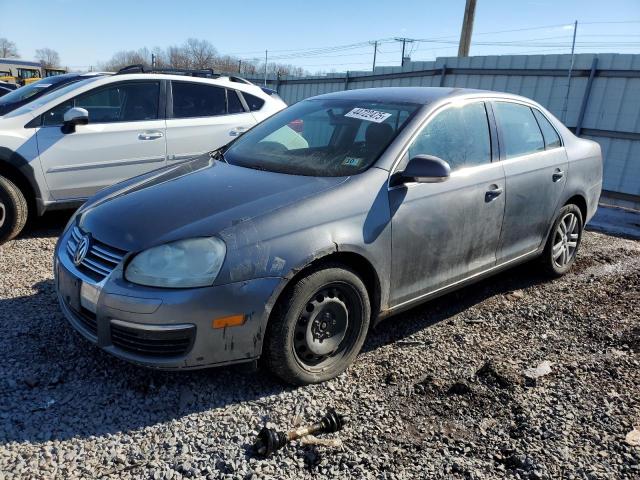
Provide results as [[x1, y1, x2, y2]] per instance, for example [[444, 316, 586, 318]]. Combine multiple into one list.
[[116, 64, 220, 78], [228, 76, 253, 85]]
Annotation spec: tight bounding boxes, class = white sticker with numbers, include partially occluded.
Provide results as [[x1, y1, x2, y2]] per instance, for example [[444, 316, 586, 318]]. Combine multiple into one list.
[[344, 107, 392, 123]]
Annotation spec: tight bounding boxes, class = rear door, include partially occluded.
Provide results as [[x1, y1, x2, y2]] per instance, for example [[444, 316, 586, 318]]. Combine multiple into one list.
[[36, 80, 167, 200], [165, 81, 256, 166], [492, 101, 568, 262]]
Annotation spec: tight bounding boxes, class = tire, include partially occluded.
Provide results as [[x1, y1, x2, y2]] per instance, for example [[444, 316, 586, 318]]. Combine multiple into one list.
[[264, 264, 371, 385], [0, 175, 28, 243], [541, 204, 583, 277]]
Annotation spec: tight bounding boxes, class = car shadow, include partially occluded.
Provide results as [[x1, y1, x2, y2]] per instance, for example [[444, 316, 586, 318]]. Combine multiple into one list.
[[363, 259, 549, 353], [0, 257, 552, 445], [17, 209, 74, 240]]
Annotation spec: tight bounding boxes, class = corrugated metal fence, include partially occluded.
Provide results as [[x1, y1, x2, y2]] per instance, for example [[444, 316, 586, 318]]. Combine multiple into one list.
[[244, 53, 640, 203]]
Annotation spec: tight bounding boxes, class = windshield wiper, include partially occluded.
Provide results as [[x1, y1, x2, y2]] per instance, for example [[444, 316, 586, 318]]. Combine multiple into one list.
[[209, 147, 229, 164]]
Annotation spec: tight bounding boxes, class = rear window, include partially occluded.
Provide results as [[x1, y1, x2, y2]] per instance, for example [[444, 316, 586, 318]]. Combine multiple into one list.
[[532, 109, 561, 149], [227, 89, 245, 114], [172, 82, 226, 118], [493, 102, 544, 159], [242, 92, 265, 111]]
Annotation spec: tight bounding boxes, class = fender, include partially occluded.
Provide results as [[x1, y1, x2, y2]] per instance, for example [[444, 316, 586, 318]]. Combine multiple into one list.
[[0, 147, 44, 214]]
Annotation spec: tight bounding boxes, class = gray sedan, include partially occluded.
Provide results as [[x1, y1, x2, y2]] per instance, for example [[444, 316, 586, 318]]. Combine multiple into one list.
[[55, 87, 602, 385]]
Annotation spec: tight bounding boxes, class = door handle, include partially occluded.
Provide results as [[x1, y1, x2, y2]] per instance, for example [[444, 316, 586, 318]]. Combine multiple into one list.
[[485, 185, 503, 202], [138, 131, 164, 140], [228, 126, 248, 137], [552, 169, 565, 182]]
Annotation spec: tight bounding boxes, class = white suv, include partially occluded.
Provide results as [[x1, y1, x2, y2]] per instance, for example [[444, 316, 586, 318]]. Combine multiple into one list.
[[0, 68, 286, 241]]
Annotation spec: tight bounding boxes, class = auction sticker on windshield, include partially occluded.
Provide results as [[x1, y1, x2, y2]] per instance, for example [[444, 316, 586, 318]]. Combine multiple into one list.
[[345, 107, 392, 123]]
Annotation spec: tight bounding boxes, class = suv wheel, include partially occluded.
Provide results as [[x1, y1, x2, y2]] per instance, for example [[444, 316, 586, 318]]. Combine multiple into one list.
[[264, 264, 371, 385], [0, 175, 28, 243], [542, 204, 583, 276]]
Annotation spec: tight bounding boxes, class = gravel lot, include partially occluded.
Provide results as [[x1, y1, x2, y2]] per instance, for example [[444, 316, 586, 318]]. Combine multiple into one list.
[[0, 212, 639, 479]]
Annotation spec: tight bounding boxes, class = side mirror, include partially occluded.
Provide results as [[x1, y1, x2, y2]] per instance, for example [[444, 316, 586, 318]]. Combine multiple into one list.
[[62, 107, 89, 133], [396, 155, 451, 184]]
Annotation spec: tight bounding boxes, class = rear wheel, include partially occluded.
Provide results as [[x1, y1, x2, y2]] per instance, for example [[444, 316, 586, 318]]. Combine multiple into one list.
[[0, 175, 28, 243], [264, 264, 371, 385], [541, 204, 583, 276]]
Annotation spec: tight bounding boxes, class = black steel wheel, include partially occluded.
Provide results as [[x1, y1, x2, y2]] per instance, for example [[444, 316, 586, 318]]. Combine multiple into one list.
[[264, 264, 371, 385]]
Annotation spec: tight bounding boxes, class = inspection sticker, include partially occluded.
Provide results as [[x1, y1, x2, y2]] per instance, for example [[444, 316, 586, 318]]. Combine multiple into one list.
[[345, 107, 392, 123], [342, 157, 363, 167]]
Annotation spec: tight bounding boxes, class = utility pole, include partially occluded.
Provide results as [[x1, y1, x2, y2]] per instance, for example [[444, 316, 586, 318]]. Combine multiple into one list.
[[457, 0, 477, 57], [151, 53, 156, 68], [561, 20, 578, 123], [371, 40, 378, 72], [394, 37, 415, 67], [238, 59, 242, 73], [264, 50, 268, 86]]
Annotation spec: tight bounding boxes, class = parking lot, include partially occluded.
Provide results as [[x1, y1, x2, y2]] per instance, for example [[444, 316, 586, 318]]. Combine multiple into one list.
[[0, 211, 638, 479]]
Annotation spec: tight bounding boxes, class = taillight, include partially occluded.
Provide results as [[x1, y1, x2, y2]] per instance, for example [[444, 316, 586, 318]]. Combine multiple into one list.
[[288, 119, 304, 133]]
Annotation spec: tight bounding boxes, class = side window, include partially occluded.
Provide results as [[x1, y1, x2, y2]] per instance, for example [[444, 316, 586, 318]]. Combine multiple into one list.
[[493, 102, 544, 158], [42, 82, 160, 125], [172, 82, 226, 118], [408, 102, 491, 171], [42, 99, 73, 126], [242, 92, 265, 111], [532, 109, 561, 149], [76, 82, 159, 122], [227, 89, 245, 114]]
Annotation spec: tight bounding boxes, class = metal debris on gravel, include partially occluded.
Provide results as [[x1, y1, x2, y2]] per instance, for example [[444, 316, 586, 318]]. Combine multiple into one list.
[[0, 214, 639, 479]]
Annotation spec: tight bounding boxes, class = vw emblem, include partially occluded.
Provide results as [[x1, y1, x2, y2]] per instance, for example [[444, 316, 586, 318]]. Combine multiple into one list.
[[74, 235, 91, 266]]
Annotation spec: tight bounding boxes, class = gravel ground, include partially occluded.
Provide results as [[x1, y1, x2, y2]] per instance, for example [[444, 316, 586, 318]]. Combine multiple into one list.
[[0, 212, 639, 479]]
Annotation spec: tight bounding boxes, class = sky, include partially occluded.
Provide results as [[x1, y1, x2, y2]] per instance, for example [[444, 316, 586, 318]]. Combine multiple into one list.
[[1, 0, 639, 73]]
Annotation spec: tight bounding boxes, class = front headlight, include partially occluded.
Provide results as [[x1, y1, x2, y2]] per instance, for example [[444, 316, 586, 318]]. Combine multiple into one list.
[[125, 237, 226, 288]]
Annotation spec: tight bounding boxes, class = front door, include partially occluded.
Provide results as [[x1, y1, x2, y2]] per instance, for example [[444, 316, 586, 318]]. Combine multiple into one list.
[[165, 81, 256, 166], [36, 80, 166, 200], [389, 100, 506, 306], [491, 101, 569, 262]]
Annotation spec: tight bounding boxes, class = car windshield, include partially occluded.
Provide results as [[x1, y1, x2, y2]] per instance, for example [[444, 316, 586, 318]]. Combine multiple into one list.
[[224, 98, 420, 176], [0, 75, 73, 104], [3, 76, 102, 118]]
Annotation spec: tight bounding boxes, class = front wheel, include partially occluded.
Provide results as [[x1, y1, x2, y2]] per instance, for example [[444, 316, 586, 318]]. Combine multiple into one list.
[[541, 204, 583, 276], [0, 175, 28, 244], [264, 264, 371, 385]]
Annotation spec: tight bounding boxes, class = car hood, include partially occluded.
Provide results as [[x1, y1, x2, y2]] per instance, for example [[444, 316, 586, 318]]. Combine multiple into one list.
[[79, 154, 348, 252]]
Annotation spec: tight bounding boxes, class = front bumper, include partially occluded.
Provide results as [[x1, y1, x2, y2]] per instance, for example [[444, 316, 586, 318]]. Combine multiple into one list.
[[55, 229, 282, 370]]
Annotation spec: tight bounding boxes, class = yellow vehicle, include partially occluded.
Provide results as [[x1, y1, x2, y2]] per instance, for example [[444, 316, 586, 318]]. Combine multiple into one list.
[[0, 59, 67, 86], [0, 70, 16, 84]]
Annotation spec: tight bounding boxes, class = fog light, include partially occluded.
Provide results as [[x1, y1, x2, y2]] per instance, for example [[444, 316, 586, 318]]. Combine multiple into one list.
[[212, 314, 246, 329]]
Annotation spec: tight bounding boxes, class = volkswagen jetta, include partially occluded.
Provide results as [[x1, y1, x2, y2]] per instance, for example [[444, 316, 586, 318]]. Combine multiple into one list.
[[55, 87, 602, 385]]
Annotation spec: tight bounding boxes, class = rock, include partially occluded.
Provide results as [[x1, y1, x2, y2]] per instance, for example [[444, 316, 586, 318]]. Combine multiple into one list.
[[626, 427, 640, 446], [522, 361, 553, 380]]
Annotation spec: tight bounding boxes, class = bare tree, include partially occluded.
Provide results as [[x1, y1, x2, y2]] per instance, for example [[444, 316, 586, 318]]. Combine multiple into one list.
[[183, 38, 217, 69], [96, 39, 309, 77], [0, 38, 19, 58], [166, 45, 190, 69], [35, 48, 61, 68], [99, 48, 151, 71]]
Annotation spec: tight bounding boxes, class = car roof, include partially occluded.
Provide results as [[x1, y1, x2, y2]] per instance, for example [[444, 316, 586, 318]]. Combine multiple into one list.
[[100, 72, 268, 96], [310, 87, 526, 105]]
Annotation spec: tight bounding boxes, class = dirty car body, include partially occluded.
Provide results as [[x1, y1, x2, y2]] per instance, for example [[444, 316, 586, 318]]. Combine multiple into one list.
[[54, 87, 602, 380]]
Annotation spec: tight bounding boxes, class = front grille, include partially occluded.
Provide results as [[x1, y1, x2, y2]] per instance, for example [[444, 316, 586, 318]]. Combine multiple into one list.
[[62, 296, 98, 337], [110, 321, 195, 358], [75, 307, 98, 336], [66, 226, 127, 282]]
